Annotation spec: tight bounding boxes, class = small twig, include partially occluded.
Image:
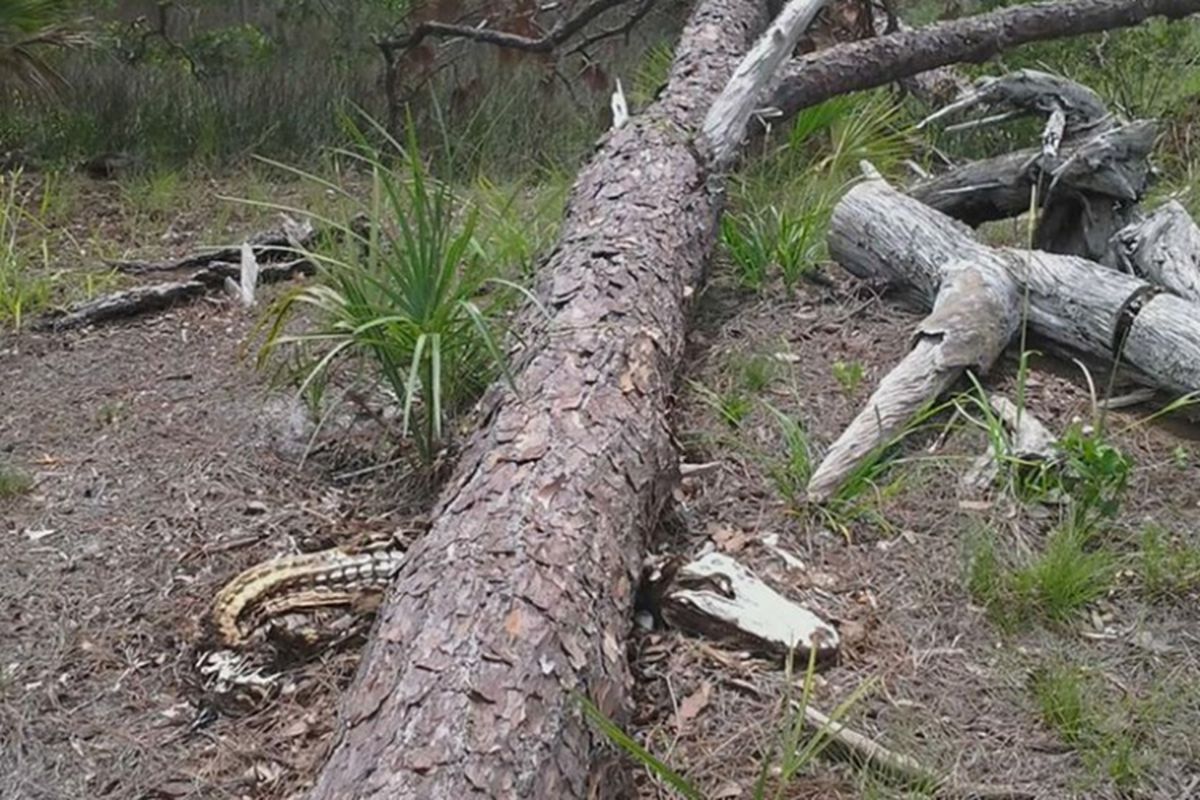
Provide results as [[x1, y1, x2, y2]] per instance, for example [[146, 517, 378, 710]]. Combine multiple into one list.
[[801, 705, 1036, 799], [942, 109, 1024, 133], [567, 0, 659, 57], [376, 0, 635, 56]]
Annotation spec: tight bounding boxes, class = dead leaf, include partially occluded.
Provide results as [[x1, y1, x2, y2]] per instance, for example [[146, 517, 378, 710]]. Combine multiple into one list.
[[710, 524, 749, 553], [673, 681, 712, 729], [838, 619, 868, 647], [280, 718, 310, 739], [713, 781, 743, 798]]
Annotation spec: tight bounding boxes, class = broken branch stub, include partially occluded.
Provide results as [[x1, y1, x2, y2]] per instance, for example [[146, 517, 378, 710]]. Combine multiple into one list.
[[807, 259, 1021, 503], [1115, 200, 1200, 303], [657, 552, 839, 662], [702, 0, 829, 167]]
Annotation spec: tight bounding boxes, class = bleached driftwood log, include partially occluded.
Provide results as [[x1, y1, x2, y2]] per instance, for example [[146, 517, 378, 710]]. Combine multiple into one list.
[[829, 175, 1200, 394], [909, 120, 1155, 264], [1115, 200, 1200, 303], [652, 552, 840, 662], [807, 258, 1020, 502]]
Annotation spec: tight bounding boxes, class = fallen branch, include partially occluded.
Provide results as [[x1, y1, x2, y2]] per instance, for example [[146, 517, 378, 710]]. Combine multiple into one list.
[[35, 258, 312, 331], [801, 705, 1035, 799], [375, 0, 648, 56], [907, 120, 1154, 238], [807, 255, 1021, 502], [106, 218, 315, 274], [829, 173, 1200, 395], [33, 280, 208, 332], [703, 0, 830, 166], [764, 0, 1200, 123], [917, 69, 1113, 139]]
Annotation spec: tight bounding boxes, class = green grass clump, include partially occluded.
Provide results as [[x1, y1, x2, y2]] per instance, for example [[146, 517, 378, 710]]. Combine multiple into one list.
[[0, 171, 52, 330], [967, 525, 1115, 628], [762, 401, 813, 505], [1029, 662, 1093, 744], [831, 360, 865, 395], [721, 90, 912, 293], [1026, 660, 1158, 793], [689, 379, 753, 429], [256, 118, 532, 464], [580, 648, 878, 799], [0, 460, 33, 497], [1138, 525, 1200, 600], [1011, 527, 1116, 622]]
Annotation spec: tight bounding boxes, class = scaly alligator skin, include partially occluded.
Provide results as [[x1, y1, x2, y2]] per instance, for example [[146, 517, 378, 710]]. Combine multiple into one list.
[[210, 547, 406, 648]]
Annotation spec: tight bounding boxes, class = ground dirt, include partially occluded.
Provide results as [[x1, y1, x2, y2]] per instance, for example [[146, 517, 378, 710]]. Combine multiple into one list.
[[1, 180, 419, 800], [629, 272, 1200, 799], [4, 180, 1200, 800]]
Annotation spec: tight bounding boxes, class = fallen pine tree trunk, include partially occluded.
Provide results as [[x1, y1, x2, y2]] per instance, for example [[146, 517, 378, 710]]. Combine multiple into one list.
[[305, 0, 774, 796], [305, 0, 1200, 795]]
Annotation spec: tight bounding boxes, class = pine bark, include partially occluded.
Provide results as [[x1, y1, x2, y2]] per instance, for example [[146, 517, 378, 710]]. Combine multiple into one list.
[[307, 0, 766, 797]]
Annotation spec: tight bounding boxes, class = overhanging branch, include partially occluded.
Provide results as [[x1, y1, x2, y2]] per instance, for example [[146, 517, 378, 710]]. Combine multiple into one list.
[[375, 0, 649, 55]]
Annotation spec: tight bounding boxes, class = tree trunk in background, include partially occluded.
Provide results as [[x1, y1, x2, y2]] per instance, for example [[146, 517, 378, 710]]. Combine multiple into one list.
[[307, 0, 765, 797]]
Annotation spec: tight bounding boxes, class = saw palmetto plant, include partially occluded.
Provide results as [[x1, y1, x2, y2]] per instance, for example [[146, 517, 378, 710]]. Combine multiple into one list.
[[0, 0, 90, 96]]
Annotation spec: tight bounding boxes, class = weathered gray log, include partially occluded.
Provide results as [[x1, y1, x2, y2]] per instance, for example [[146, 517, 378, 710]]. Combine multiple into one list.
[[907, 121, 1156, 264], [807, 258, 1020, 502], [764, 0, 1200, 124], [306, 0, 767, 797], [33, 280, 208, 331], [918, 69, 1113, 139], [106, 218, 316, 274], [1115, 200, 1200, 302], [33, 258, 313, 331], [703, 0, 829, 167], [652, 552, 840, 661], [829, 175, 1200, 395]]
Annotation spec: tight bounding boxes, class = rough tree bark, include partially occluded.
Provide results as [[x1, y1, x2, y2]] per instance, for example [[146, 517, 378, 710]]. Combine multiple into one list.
[[764, 0, 1200, 123], [305, 0, 1200, 795], [307, 0, 766, 797]]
